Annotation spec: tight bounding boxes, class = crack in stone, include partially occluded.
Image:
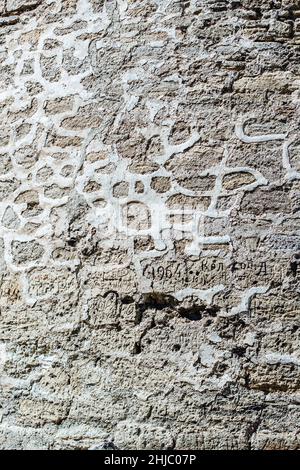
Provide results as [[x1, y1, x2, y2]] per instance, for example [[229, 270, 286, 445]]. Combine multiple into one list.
[[0, 0, 41, 18]]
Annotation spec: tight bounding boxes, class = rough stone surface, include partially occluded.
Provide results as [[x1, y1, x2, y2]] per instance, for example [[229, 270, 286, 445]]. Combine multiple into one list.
[[0, 0, 300, 450]]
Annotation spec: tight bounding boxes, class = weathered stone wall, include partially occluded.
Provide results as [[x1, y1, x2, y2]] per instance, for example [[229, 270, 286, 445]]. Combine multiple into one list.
[[0, 0, 299, 450]]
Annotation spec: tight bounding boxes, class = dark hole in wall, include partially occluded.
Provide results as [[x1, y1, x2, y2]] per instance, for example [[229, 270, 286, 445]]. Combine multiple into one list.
[[137, 292, 179, 313]]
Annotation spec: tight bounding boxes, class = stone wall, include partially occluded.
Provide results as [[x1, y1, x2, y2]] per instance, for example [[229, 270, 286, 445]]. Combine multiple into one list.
[[0, 0, 299, 450]]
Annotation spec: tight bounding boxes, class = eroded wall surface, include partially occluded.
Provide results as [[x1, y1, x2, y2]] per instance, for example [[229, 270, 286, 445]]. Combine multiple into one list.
[[0, 0, 300, 450]]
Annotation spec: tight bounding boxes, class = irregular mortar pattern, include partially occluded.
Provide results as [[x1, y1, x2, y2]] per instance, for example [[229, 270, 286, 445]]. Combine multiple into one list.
[[0, 0, 300, 450]]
